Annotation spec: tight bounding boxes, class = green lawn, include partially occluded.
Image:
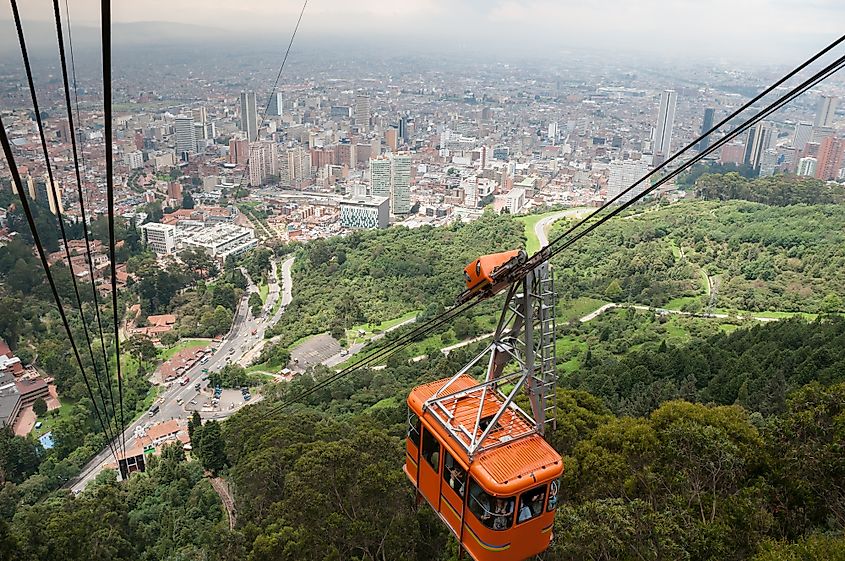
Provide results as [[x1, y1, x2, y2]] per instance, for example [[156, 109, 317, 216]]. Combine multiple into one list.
[[259, 282, 269, 304], [346, 310, 420, 344], [159, 339, 209, 360], [712, 308, 818, 320], [32, 397, 77, 438], [516, 213, 548, 255], [664, 296, 699, 311]]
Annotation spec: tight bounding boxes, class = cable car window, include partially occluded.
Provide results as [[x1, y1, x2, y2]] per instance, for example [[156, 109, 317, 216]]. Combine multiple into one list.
[[421, 427, 440, 471], [407, 410, 420, 446], [517, 485, 547, 524], [442, 451, 466, 497], [475, 260, 481, 275], [547, 479, 560, 512], [468, 478, 514, 531]]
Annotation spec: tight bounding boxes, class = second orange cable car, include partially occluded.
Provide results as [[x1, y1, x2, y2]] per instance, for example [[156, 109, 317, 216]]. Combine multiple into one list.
[[406, 251, 563, 561]]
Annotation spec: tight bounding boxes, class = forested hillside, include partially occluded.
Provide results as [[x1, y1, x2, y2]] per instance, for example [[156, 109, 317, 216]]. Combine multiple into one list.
[[267, 211, 524, 347], [3, 175, 845, 560], [551, 197, 845, 313]]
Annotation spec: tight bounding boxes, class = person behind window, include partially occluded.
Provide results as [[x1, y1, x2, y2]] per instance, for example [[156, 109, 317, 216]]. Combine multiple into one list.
[[518, 500, 533, 523], [448, 466, 465, 496], [493, 498, 512, 530]]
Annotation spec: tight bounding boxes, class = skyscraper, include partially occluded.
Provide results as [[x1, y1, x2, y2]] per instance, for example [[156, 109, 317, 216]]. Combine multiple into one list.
[[174, 115, 197, 155], [229, 137, 249, 165], [548, 122, 559, 145], [240, 91, 258, 141], [391, 152, 412, 215], [370, 156, 391, 199], [814, 95, 838, 128], [355, 94, 370, 131], [815, 136, 845, 181], [369, 153, 411, 215], [384, 128, 398, 153], [792, 122, 813, 150], [743, 121, 774, 171], [268, 92, 283, 117], [697, 108, 715, 152], [654, 90, 677, 156]]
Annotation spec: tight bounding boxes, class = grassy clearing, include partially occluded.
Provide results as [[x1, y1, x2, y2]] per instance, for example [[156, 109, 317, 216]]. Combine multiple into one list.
[[558, 297, 608, 322], [664, 296, 699, 311], [259, 282, 269, 304], [32, 397, 78, 438], [346, 310, 420, 344], [712, 308, 818, 320], [159, 339, 209, 361]]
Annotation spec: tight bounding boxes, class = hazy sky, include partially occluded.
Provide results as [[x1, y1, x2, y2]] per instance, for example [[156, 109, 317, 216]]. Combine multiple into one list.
[[3, 0, 844, 63]]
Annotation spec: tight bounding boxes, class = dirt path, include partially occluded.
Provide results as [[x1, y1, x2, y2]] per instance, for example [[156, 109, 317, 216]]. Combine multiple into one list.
[[209, 476, 236, 530]]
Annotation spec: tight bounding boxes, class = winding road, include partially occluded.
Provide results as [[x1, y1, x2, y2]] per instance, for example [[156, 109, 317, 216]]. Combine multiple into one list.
[[69, 257, 295, 492]]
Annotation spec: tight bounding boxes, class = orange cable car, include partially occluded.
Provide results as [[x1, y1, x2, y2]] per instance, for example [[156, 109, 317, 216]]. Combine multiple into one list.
[[459, 250, 527, 304], [406, 253, 562, 561]]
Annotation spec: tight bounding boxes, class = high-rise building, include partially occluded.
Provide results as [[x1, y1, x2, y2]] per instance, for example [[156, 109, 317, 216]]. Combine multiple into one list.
[[248, 143, 278, 186], [607, 159, 651, 204], [268, 92, 283, 117], [815, 136, 845, 181], [369, 153, 411, 215], [229, 137, 249, 165], [744, 121, 774, 171], [399, 116, 410, 143], [391, 152, 412, 215], [354, 94, 370, 131], [792, 122, 813, 150], [174, 115, 196, 155], [814, 95, 838, 128], [335, 141, 356, 168], [192, 106, 207, 125], [797, 157, 818, 177], [654, 90, 677, 156], [697, 108, 715, 152], [370, 157, 391, 199], [124, 151, 144, 170], [384, 128, 398, 153], [280, 146, 311, 188], [240, 91, 258, 141], [548, 122, 558, 145]]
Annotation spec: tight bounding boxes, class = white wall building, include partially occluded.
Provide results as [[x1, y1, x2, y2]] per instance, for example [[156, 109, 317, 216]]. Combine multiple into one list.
[[340, 196, 389, 229], [141, 222, 177, 255], [180, 223, 256, 261], [654, 89, 677, 156]]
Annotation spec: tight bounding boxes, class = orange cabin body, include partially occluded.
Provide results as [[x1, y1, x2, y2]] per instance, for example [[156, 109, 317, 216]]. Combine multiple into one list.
[[405, 375, 564, 561], [463, 250, 522, 294]]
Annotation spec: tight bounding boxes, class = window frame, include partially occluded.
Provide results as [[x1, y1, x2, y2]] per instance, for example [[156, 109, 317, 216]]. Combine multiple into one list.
[[516, 484, 547, 525], [407, 410, 421, 446], [442, 450, 467, 498], [467, 477, 514, 531], [547, 479, 560, 512], [420, 426, 441, 472]]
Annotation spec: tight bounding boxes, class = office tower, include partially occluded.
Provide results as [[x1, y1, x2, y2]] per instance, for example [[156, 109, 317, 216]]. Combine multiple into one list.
[[814, 95, 838, 128], [370, 156, 391, 199], [280, 146, 311, 188], [192, 106, 207, 124], [797, 157, 818, 177], [815, 136, 845, 180], [174, 115, 197, 154], [654, 90, 677, 156], [399, 115, 409, 143], [369, 153, 411, 215], [548, 122, 558, 145], [263, 142, 278, 179], [229, 137, 249, 165], [240, 91, 258, 141], [743, 121, 774, 170], [268, 92, 283, 116], [248, 143, 266, 186], [206, 122, 216, 140], [391, 152, 411, 215], [792, 122, 813, 150], [336, 141, 356, 168], [758, 149, 779, 177], [355, 94, 370, 131], [697, 108, 715, 152], [607, 159, 651, 204], [384, 128, 398, 153]]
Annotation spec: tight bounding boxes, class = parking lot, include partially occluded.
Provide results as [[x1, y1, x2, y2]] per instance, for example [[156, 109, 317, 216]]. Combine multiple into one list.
[[289, 333, 341, 371]]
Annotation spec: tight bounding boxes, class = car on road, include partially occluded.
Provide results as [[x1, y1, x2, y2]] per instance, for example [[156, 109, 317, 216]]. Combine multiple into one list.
[[176, 397, 183, 405], [189, 399, 197, 405], [194, 382, 201, 391], [148, 404, 160, 416], [251, 328, 257, 336]]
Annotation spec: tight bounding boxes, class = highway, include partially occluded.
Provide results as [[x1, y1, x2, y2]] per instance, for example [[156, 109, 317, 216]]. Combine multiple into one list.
[[69, 257, 294, 492], [533, 208, 591, 250]]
